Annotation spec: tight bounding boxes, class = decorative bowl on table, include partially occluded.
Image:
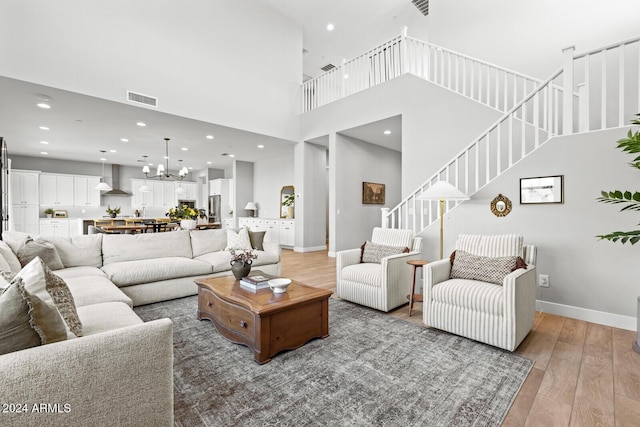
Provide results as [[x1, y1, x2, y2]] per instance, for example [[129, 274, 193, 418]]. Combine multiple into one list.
[[268, 278, 291, 294]]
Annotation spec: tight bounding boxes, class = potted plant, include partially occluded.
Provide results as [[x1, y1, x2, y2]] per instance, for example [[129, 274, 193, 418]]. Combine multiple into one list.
[[282, 193, 295, 218], [229, 249, 257, 280], [44, 208, 54, 218], [166, 205, 206, 230], [106, 205, 121, 218], [596, 113, 640, 354]]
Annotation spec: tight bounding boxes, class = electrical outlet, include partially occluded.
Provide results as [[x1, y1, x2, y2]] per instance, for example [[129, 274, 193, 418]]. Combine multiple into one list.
[[539, 274, 550, 287]]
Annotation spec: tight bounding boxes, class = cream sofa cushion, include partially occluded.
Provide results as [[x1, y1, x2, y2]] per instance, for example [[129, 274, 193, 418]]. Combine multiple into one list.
[[194, 251, 232, 272], [102, 230, 193, 265], [101, 257, 213, 287], [76, 302, 143, 336], [251, 251, 280, 267], [190, 229, 227, 257], [64, 275, 133, 308], [53, 266, 107, 280], [39, 234, 103, 268], [0, 240, 21, 274]]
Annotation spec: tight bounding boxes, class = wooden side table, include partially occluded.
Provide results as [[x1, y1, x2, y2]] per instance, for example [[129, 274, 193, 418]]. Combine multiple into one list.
[[407, 260, 429, 317]]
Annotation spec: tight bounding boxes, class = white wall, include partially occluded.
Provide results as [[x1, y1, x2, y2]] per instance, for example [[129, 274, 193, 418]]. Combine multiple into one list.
[[332, 134, 402, 252], [296, 141, 328, 251], [0, 0, 302, 141], [233, 161, 254, 218], [418, 127, 640, 324], [253, 150, 294, 219], [301, 75, 502, 197]]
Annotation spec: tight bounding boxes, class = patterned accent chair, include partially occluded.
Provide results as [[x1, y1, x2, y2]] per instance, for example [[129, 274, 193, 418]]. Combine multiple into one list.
[[336, 227, 423, 312], [423, 234, 537, 351]]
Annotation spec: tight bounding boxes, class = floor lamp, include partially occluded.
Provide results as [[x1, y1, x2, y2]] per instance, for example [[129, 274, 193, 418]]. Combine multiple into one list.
[[416, 181, 470, 259]]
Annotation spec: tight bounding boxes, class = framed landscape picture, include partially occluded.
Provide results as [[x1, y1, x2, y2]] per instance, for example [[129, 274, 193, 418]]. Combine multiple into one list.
[[362, 182, 385, 205], [520, 175, 564, 204]]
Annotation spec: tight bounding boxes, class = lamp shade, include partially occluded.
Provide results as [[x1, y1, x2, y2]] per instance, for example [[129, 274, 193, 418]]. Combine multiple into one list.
[[95, 181, 112, 191], [244, 202, 257, 210], [142, 165, 150, 174], [416, 181, 469, 201]]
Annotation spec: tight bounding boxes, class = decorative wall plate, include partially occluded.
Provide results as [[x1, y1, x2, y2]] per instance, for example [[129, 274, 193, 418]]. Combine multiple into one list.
[[490, 194, 512, 217]]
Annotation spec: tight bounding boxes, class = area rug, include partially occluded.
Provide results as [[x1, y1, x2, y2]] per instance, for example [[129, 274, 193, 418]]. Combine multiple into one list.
[[134, 296, 532, 427]]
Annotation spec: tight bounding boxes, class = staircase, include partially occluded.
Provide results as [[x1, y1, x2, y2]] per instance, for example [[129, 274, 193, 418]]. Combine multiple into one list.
[[381, 36, 640, 235]]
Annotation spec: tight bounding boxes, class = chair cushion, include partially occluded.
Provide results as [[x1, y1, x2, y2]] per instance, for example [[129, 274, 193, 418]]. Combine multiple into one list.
[[455, 234, 523, 257], [450, 250, 517, 285], [432, 278, 504, 316], [371, 227, 414, 248], [360, 241, 409, 263], [341, 263, 383, 288]]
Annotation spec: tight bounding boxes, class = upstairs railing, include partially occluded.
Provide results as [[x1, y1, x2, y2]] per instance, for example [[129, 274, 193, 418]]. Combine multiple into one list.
[[382, 36, 640, 235], [301, 27, 541, 114]]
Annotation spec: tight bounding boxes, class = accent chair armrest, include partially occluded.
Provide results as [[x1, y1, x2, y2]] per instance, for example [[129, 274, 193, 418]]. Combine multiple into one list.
[[0, 319, 174, 427], [503, 265, 537, 350]]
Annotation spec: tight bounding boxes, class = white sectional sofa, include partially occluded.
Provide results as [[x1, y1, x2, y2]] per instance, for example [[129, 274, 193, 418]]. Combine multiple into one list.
[[0, 228, 281, 427]]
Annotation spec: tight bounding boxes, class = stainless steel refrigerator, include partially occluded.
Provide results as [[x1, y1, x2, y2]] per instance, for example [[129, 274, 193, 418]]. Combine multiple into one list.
[[208, 195, 221, 223]]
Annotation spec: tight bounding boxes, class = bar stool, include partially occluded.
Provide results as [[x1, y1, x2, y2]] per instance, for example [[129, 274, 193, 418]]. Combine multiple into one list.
[[406, 259, 429, 317]]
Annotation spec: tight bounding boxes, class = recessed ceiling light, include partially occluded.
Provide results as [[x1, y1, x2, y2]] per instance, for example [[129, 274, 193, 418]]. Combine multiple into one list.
[[37, 103, 51, 109], [40, 151, 48, 155], [327, 23, 334, 31], [229, 154, 235, 158], [344, 74, 349, 79], [121, 138, 128, 142], [188, 167, 193, 170], [110, 150, 117, 153], [40, 141, 49, 145], [206, 135, 214, 140], [136, 122, 146, 127], [206, 161, 212, 165], [39, 126, 49, 131], [384, 130, 391, 135], [100, 157, 107, 161], [181, 147, 188, 151], [257, 145, 264, 149]]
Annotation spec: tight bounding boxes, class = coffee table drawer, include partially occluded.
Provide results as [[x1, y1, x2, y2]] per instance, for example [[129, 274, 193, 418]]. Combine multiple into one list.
[[198, 287, 255, 341]]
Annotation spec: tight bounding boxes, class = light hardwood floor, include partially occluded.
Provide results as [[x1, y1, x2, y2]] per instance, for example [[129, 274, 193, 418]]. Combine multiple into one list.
[[280, 249, 640, 427]]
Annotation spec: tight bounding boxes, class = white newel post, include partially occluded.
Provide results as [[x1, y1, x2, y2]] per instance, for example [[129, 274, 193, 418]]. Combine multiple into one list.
[[380, 208, 390, 228], [562, 45, 575, 135], [400, 26, 408, 75]]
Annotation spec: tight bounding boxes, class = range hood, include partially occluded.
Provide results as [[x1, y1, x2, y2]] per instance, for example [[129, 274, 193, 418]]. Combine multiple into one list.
[[102, 164, 131, 197]]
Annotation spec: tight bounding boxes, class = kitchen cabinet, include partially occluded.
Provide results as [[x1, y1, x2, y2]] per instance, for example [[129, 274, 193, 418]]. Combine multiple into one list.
[[39, 219, 71, 237], [11, 171, 39, 205], [74, 176, 101, 207], [239, 217, 294, 247], [12, 205, 39, 234], [209, 178, 234, 218], [40, 174, 74, 206], [131, 179, 153, 208], [177, 181, 197, 201]]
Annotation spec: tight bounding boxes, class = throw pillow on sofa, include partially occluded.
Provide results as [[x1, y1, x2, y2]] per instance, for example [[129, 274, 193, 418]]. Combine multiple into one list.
[[225, 228, 252, 251], [0, 258, 70, 355], [249, 230, 266, 251], [0, 240, 24, 274], [360, 241, 409, 264], [17, 237, 64, 270], [450, 250, 517, 285]]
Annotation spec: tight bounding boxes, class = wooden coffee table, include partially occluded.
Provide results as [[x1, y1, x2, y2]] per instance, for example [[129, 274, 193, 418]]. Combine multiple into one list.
[[195, 275, 332, 364]]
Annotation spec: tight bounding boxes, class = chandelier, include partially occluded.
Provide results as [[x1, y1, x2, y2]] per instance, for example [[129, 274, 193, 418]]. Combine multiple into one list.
[[141, 138, 189, 181]]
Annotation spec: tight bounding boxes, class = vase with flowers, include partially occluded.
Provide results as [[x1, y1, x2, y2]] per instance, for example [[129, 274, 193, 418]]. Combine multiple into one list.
[[167, 205, 206, 230], [229, 249, 257, 280]]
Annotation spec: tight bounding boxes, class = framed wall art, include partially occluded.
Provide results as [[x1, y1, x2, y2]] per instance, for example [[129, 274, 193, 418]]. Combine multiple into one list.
[[520, 175, 564, 204], [53, 210, 68, 218], [362, 182, 385, 205]]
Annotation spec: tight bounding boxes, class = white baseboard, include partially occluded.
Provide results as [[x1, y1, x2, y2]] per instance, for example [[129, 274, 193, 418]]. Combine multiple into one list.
[[293, 245, 327, 253], [328, 251, 336, 258], [537, 300, 637, 331]]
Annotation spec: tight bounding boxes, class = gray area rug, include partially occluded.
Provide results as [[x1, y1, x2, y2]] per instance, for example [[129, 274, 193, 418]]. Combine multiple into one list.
[[134, 296, 532, 427]]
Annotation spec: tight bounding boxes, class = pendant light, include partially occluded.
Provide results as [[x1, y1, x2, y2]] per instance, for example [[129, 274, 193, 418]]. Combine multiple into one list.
[[95, 150, 112, 191]]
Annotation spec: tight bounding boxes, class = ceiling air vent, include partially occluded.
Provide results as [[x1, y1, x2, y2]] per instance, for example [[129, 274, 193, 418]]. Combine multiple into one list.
[[127, 91, 158, 108], [411, 0, 429, 16], [320, 63, 336, 72]]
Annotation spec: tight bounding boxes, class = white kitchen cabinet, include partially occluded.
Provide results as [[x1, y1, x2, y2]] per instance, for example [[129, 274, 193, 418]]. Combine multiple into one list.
[[39, 219, 70, 237], [11, 171, 39, 205], [279, 220, 295, 247], [12, 205, 39, 234], [179, 182, 197, 200], [74, 176, 101, 207], [209, 178, 234, 218], [221, 218, 234, 229], [131, 179, 153, 208], [163, 182, 177, 207], [238, 217, 294, 247], [40, 174, 74, 206], [209, 179, 223, 196]]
